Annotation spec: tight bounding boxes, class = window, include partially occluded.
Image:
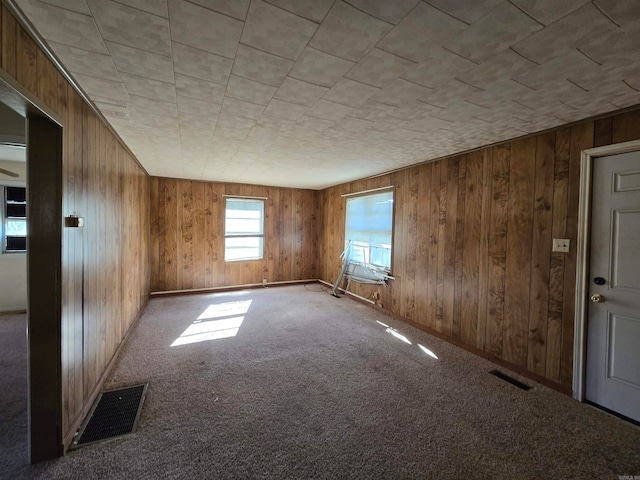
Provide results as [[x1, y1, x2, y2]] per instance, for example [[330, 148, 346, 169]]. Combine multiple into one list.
[[345, 189, 394, 271], [224, 197, 264, 261], [3, 186, 27, 252]]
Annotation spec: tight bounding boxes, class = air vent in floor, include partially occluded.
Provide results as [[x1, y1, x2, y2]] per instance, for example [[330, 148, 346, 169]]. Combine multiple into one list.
[[71, 383, 148, 449], [489, 370, 531, 391]]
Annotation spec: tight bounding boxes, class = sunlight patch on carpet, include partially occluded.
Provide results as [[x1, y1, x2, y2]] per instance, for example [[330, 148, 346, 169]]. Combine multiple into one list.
[[171, 300, 252, 346], [386, 327, 412, 344], [418, 344, 439, 359]]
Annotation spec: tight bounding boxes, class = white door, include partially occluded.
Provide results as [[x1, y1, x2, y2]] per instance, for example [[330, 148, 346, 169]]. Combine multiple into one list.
[[585, 150, 640, 422]]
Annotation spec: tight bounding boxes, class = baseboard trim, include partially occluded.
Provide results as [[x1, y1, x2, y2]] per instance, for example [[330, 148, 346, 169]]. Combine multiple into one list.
[[150, 279, 317, 297], [318, 279, 571, 396], [0, 309, 27, 315], [62, 295, 151, 452]]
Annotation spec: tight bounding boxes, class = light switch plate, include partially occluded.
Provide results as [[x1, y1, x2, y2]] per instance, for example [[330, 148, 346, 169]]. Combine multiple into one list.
[[552, 238, 570, 253]]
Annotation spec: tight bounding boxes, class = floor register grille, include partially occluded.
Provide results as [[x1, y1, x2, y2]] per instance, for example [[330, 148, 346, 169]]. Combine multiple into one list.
[[71, 384, 148, 449]]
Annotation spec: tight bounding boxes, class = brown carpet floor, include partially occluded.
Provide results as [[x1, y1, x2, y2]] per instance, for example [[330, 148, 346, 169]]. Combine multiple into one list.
[[2, 285, 640, 479]]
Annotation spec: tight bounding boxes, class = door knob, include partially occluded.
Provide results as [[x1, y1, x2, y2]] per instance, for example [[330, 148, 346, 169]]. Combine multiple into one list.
[[590, 293, 605, 303]]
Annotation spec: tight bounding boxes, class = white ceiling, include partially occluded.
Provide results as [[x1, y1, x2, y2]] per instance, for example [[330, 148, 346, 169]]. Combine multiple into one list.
[[13, 0, 640, 189]]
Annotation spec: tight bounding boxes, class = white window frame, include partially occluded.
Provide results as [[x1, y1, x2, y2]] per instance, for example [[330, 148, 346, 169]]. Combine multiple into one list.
[[2, 184, 27, 254], [344, 187, 395, 273], [224, 196, 265, 262]]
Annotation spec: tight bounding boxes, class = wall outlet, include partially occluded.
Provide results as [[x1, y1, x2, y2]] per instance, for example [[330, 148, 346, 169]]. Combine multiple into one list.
[[262, 278, 267, 286], [552, 238, 570, 253]]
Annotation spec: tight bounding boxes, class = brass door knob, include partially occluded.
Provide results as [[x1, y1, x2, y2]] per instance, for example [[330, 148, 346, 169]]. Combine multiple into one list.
[[590, 293, 605, 303]]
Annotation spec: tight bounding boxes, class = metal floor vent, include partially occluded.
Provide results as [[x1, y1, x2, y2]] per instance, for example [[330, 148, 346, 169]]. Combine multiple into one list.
[[489, 370, 532, 391], [71, 384, 148, 449]]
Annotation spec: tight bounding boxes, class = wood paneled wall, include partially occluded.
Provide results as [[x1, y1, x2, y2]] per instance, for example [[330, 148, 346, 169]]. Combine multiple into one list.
[[1, 4, 150, 448], [320, 108, 640, 390], [150, 177, 319, 291]]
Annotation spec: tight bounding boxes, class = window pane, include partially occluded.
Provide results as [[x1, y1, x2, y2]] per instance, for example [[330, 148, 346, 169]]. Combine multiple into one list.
[[5, 219, 27, 236], [6, 236, 26, 251], [6, 203, 26, 218], [225, 198, 264, 235], [345, 190, 393, 269], [224, 197, 265, 261], [6, 186, 26, 202], [225, 236, 263, 261]]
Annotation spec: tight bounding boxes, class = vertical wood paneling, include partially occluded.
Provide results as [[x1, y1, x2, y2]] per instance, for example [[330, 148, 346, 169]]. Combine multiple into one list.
[[150, 178, 319, 291], [503, 138, 536, 367], [426, 161, 440, 330], [415, 163, 431, 327], [527, 133, 555, 376], [1, 5, 18, 77], [486, 144, 510, 357], [476, 149, 492, 350], [461, 152, 482, 347]]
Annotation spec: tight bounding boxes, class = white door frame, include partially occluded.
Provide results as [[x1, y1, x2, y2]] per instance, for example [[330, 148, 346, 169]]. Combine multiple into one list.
[[573, 138, 640, 401]]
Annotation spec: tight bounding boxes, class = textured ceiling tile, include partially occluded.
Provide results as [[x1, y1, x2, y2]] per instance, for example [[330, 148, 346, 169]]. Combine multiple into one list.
[[260, 0, 333, 23], [289, 47, 355, 87], [226, 75, 277, 106], [73, 73, 130, 103], [177, 95, 221, 116], [351, 100, 399, 121], [444, 2, 542, 62], [168, 0, 242, 58], [231, 45, 294, 86], [297, 115, 335, 132], [221, 97, 266, 120], [175, 74, 226, 104], [136, 111, 179, 130], [215, 115, 254, 140], [373, 78, 431, 107], [322, 78, 381, 107], [593, 0, 640, 27], [187, 0, 249, 20], [179, 113, 216, 130], [424, 0, 504, 24], [344, 0, 420, 24], [263, 99, 309, 120], [172, 42, 233, 85], [47, 41, 119, 80], [417, 79, 482, 108], [16, 0, 108, 53], [106, 41, 174, 83], [306, 99, 353, 121], [469, 80, 535, 107], [130, 94, 178, 117], [274, 78, 329, 106], [98, 103, 134, 126], [335, 116, 375, 133], [87, 0, 170, 55], [377, 2, 467, 62], [401, 47, 476, 88], [512, 3, 617, 64], [112, 0, 168, 17], [455, 49, 536, 89], [579, 25, 640, 66], [345, 48, 416, 88], [41, 0, 90, 14], [120, 73, 176, 102], [510, 0, 590, 25], [310, 1, 392, 62], [513, 50, 598, 90], [241, 0, 318, 61]]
